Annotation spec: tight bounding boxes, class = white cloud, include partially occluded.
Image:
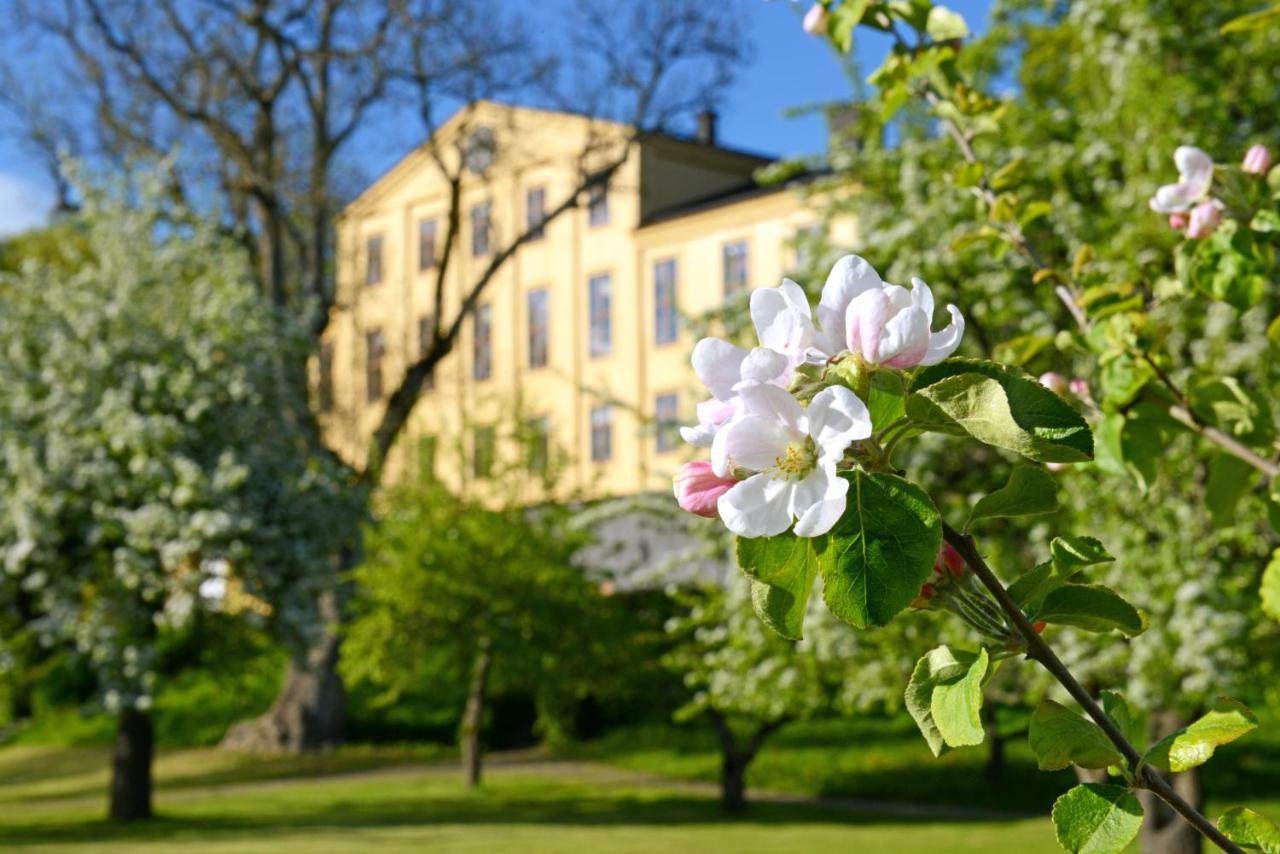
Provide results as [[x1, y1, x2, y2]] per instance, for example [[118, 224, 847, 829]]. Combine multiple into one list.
[[0, 171, 54, 238]]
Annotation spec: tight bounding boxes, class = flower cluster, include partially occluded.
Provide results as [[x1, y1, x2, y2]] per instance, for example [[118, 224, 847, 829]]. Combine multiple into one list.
[[672, 255, 965, 538], [1149, 143, 1272, 239]]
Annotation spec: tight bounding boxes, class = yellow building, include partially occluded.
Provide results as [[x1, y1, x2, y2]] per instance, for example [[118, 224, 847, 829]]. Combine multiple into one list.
[[321, 101, 843, 499]]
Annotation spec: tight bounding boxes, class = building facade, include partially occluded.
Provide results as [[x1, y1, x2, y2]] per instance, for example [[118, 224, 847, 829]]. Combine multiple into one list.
[[321, 102, 846, 500]]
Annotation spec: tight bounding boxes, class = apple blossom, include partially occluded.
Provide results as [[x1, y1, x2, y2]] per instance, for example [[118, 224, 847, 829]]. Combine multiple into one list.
[[1149, 145, 1213, 214], [750, 279, 822, 371], [674, 460, 738, 518], [1068, 377, 1090, 398], [715, 383, 871, 538], [801, 3, 827, 35], [1185, 199, 1223, 239], [1242, 144, 1271, 176], [935, 542, 966, 578], [1168, 212, 1188, 231]]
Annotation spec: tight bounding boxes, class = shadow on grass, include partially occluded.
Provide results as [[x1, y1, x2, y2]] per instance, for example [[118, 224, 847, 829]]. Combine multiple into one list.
[[0, 788, 1026, 847]]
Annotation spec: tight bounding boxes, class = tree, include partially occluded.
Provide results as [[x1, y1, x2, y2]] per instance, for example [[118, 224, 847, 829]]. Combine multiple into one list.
[[342, 435, 612, 788], [0, 175, 360, 820], [1, 0, 751, 750]]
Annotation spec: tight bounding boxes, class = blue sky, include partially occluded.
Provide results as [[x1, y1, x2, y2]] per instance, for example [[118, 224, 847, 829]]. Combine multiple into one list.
[[0, 0, 994, 237]]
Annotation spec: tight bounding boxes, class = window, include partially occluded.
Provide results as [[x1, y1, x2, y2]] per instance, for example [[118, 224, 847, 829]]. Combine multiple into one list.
[[526, 187, 546, 239], [472, 426, 495, 478], [471, 201, 491, 256], [654, 257, 678, 345], [365, 234, 383, 285], [527, 288, 549, 368], [527, 416, 550, 473], [723, 240, 749, 297], [472, 303, 492, 380], [587, 184, 609, 226], [365, 329, 384, 401], [591, 405, 613, 462], [418, 219, 436, 270], [317, 342, 334, 412], [418, 435, 437, 480], [588, 273, 612, 358], [655, 393, 679, 453], [418, 314, 435, 391]]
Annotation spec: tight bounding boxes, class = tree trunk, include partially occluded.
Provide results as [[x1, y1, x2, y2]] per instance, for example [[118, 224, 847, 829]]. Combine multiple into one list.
[[220, 594, 345, 753], [109, 707, 153, 821], [720, 748, 748, 813], [460, 635, 492, 789], [1140, 712, 1203, 854], [983, 705, 1005, 783]]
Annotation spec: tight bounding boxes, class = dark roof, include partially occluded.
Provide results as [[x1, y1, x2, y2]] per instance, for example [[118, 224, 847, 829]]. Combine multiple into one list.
[[639, 171, 824, 227]]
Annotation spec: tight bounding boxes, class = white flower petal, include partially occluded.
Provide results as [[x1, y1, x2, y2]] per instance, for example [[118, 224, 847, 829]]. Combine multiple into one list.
[[920, 304, 965, 366], [680, 423, 716, 448], [739, 347, 791, 386], [791, 463, 849, 537], [818, 255, 882, 354], [1150, 182, 1195, 213], [1174, 145, 1213, 196], [846, 288, 889, 361], [719, 415, 794, 472], [736, 383, 806, 436], [692, 338, 747, 401], [807, 386, 872, 456], [719, 474, 795, 538], [909, 277, 935, 320], [751, 281, 815, 360]]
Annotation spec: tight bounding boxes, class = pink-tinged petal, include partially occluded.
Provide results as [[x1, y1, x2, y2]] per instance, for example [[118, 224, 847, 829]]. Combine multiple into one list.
[[719, 474, 794, 538], [697, 397, 737, 427], [908, 277, 935, 320], [1174, 145, 1213, 197], [719, 415, 794, 472], [739, 347, 791, 386], [919, 305, 965, 366], [791, 463, 849, 537], [846, 288, 889, 361], [807, 386, 872, 456], [876, 307, 931, 368], [673, 460, 737, 518], [882, 283, 912, 314], [692, 337, 747, 401], [736, 383, 806, 436], [818, 255, 882, 354], [1243, 144, 1271, 175], [1185, 199, 1223, 240], [801, 3, 827, 35]]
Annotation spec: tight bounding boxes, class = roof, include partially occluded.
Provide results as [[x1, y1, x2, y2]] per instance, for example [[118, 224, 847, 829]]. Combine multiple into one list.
[[638, 171, 823, 228]]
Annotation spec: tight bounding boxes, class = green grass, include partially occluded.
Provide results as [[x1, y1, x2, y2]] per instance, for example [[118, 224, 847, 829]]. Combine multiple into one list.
[[0, 745, 1060, 853]]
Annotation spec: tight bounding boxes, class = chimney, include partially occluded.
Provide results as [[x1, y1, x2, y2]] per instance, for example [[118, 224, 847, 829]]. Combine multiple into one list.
[[696, 109, 717, 145]]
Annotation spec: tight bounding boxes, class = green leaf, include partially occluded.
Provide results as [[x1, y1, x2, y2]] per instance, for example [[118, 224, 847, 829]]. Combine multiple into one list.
[[866, 370, 907, 432], [1251, 209, 1280, 233], [1262, 549, 1280, 623], [1050, 536, 1114, 571], [908, 359, 1093, 463], [1220, 4, 1280, 35], [1217, 807, 1280, 853], [1052, 784, 1144, 854], [1019, 200, 1054, 228], [827, 0, 871, 53], [1206, 453, 1258, 526], [1037, 584, 1145, 636], [736, 534, 819, 640], [966, 466, 1059, 529], [905, 646, 988, 757], [816, 470, 941, 628], [1100, 691, 1142, 752], [1029, 699, 1124, 771], [925, 4, 970, 41], [1144, 697, 1259, 773], [1008, 561, 1058, 608]]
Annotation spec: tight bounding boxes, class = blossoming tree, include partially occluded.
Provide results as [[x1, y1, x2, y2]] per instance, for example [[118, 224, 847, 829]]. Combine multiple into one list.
[[0, 180, 360, 820]]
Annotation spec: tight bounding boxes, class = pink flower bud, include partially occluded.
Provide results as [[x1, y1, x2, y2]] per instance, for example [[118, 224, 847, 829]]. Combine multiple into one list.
[[1168, 212, 1188, 231], [1243, 144, 1271, 176], [1046, 462, 1065, 472], [802, 3, 828, 36], [911, 582, 937, 610], [934, 542, 966, 578], [1033, 621, 1047, 634], [1068, 378, 1090, 398], [1185, 200, 1223, 239], [673, 460, 736, 518], [1038, 372, 1068, 395]]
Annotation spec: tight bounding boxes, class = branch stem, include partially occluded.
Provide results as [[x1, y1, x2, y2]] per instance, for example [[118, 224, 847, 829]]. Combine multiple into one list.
[[941, 521, 1243, 854]]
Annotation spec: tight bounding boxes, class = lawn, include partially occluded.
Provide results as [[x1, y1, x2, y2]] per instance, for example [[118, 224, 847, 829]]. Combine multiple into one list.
[[0, 745, 1059, 853]]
